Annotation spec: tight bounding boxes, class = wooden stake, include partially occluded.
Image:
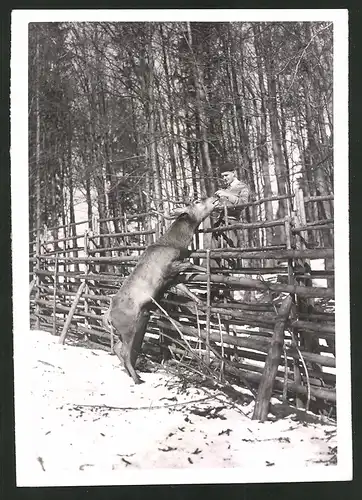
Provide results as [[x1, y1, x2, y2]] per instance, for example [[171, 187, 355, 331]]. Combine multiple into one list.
[[83, 230, 90, 337], [217, 313, 225, 382], [290, 331, 311, 412], [195, 305, 202, 358], [110, 323, 114, 354], [282, 346, 288, 403], [58, 281, 86, 345], [252, 294, 293, 422], [296, 186, 309, 248], [52, 253, 58, 336], [285, 216, 303, 409], [29, 279, 36, 296], [205, 249, 211, 365], [35, 227, 41, 329]]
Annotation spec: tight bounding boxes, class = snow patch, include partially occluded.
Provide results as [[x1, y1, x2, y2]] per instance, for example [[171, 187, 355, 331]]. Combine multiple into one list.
[[15, 329, 338, 486]]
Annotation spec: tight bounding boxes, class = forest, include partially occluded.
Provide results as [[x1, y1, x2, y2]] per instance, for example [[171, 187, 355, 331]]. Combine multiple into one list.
[[28, 21, 333, 240]]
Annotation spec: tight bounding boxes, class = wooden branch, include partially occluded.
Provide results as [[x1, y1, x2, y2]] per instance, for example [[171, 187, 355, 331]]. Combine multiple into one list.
[[214, 194, 294, 212], [90, 229, 155, 239], [98, 210, 153, 224], [306, 218, 334, 227], [34, 247, 85, 256], [34, 270, 125, 281], [43, 233, 85, 245], [58, 282, 86, 345], [35, 287, 112, 303], [205, 249, 211, 364], [33, 219, 91, 233], [253, 295, 293, 421], [200, 218, 286, 234], [31, 255, 138, 263], [35, 231, 41, 330], [222, 363, 336, 403], [186, 303, 278, 326], [178, 274, 334, 298], [231, 359, 336, 387], [287, 348, 335, 368], [88, 245, 146, 254], [298, 311, 335, 321], [52, 254, 58, 336], [293, 223, 334, 233], [36, 299, 101, 320], [304, 195, 334, 203], [291, 320, 335, 335], [169, 283, 203, 305], [212, 245, 286, 253], [190, 248, 334, 260], [208, 266, 287, 274], [162, 298, 274, 313]]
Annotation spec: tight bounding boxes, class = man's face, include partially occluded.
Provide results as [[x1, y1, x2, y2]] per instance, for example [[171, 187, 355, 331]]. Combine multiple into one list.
[[221, 170, 236, 186]]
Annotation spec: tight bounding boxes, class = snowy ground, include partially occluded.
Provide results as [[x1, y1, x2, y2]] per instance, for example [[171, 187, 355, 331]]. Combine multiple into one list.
[[15, 329, 339, 487]]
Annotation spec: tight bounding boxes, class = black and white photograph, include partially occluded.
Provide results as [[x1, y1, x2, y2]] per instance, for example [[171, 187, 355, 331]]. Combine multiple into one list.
[[11, 9, 351, 487]]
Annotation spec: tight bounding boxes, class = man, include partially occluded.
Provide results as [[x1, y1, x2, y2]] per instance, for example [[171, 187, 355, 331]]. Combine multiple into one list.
[[214, 161, 251, 249], [215, 161, 250, 210]]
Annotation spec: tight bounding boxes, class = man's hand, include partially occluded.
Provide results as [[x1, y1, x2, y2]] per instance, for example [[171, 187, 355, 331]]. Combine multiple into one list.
[[215, 189, 229, 199], [215, 189, 238, 204]]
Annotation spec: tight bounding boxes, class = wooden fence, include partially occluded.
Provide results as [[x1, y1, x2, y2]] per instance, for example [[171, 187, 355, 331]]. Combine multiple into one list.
[[29, 188, 335, 421]]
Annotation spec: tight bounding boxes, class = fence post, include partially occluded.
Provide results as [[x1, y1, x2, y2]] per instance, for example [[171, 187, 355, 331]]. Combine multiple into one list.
[[34, 226, 42, 329], [29, 279, 36, 296], [285, 215, 304, 409], [124, 212, 129, 254], [284, 216, 294, 289], [52, 253, 58, 336], [58, 281, 86, 345], [295, 186, 310, 250], [252, 294, 293, 421], [205, 249, 211, 365], [64, 222, 71, 294], [83, 229, 90, 334], [92, 214, 98, 235]]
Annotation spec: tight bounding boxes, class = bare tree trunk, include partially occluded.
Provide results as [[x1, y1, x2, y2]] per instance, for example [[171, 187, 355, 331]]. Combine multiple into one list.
[[266, 75, 288, 219], [160, 25, 180, 202], [277, 77, 292, 203], [67, 151, 80, 274], [259, 25, 288, 238], [184, 103, 199, 200], [187, 22, 215, 197], [228, 27, 254, 192], [253, 26, 274, 248], [85, 174, 92, 230], [294, 112, 318, 248]]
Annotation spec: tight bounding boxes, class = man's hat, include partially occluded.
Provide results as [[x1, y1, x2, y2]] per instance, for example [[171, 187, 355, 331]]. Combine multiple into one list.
[[219, 162, 236, 174]]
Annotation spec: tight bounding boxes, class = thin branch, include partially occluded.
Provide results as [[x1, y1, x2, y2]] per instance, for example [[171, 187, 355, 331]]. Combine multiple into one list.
[[286, 23, 333, 93]]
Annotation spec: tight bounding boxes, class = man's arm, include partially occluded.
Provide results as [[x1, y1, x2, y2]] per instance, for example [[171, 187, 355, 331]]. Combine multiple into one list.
[[216, 180, 250, 206]]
